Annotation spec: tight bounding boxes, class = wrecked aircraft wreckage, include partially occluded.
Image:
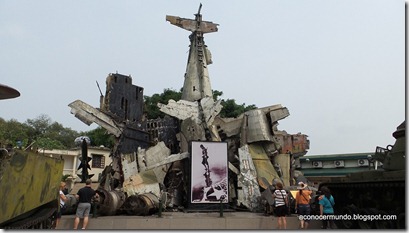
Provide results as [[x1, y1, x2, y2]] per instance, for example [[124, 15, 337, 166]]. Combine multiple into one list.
[[68, 5, 309, 216]]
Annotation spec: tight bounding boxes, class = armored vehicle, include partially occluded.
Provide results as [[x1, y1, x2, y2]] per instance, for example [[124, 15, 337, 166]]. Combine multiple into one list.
[[318, 121, 405, 229], [0, 84, 64, 229]]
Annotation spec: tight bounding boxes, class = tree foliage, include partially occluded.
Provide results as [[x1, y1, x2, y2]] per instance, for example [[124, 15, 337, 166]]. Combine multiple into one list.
[[0, 118, 30, 148], [144, 88, 182, 119], [84, 127, 115, 148], [0, 114, 80, 150], [36, 137, 66, 150], [220, 99, 257, 118]]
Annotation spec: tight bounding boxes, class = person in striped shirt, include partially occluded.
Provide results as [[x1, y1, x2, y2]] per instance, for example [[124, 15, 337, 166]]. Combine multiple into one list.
[[273, 181, 288, 229]]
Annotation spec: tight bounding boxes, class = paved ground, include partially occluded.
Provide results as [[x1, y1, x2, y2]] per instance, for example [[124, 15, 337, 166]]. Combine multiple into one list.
[[57, 212, 323, 230]]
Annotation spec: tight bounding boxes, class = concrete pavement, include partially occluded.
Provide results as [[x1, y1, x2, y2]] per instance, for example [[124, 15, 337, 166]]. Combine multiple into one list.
[[57, 212, 323, 230]]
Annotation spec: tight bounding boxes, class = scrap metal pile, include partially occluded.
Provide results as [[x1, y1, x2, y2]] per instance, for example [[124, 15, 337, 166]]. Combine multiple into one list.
[[68, 4, 309, 216]]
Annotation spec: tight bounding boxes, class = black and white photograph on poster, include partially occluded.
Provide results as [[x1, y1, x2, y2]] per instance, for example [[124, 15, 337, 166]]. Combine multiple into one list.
[[191, 141, 228, 203]]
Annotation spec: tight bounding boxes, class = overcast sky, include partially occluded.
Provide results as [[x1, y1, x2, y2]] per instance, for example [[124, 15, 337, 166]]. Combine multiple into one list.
[[0, 0, 405, 155]]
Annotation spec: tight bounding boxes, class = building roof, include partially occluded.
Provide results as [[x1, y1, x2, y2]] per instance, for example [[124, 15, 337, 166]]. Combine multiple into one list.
[[300, 167, 372, 177], [299, 152, 374, 161], [297, 152, 379, 178]]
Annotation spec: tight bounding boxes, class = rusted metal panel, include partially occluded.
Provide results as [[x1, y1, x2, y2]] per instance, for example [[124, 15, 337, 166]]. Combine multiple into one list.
[[102, 73, 145, 123], [118, 126, 150, 153], [274, 132, 310, 157], [145, 152, 189, 171], [166, 5, 217, 102], [158, 99, 200, 122], [180, 117, 206, 150], [121, 152, 139, 181], [143, 141, 171, 184], [166, 15, 219, 33], [273, 154, 291, 187], [146, 116, 180, 154], [181, 41, 213, 101], [200, 97, 222, 127], [213, 116, 243, 137], [68, 100, 123, 137], [123, 170, 161, 198], [269, 106, 290, 123], [246, 109, 274, 143], [236, 145, 262, 211], [260, 176, 275, 206], [247, 143, 281, 189], [290, 133, 310, 156]]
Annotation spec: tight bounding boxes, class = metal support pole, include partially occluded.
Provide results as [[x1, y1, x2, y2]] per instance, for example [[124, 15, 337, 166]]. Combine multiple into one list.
[[92, 201, 97, 218], [219, 199, 224, 217], [158, 199, 163, 218]]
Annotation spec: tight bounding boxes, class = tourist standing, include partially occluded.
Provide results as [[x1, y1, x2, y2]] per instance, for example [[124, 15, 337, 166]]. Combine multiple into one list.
[[73, 179, 98, 230], [295, 182, 312, 229], [319, 186, 335, 229], [55, 182, 67, 228], [272, 181, 288, 229]]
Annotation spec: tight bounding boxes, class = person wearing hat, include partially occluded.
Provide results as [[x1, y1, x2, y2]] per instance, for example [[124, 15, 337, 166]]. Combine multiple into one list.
[[295, 182, 312, 229]]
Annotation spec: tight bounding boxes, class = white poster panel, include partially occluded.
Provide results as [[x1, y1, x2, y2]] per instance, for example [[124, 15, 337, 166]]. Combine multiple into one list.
[[191, 141, 228, 203]]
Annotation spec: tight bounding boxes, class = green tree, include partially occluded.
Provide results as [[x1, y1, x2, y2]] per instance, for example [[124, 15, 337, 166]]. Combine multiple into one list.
[[0, 118, 30, 148], [45, 122, 80, 148], [85, 127, 115, 148], [212, 90, 223, 101], [24, 114, 80, 149], [220, 99, 241, 118], [144, 88, 182, 119], [25, 114, 51, 135], [36, 136, 66, 150]]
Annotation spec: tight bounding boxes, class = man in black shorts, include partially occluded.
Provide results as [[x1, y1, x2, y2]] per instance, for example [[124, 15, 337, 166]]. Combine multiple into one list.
[[73, 179, 98, 229]]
